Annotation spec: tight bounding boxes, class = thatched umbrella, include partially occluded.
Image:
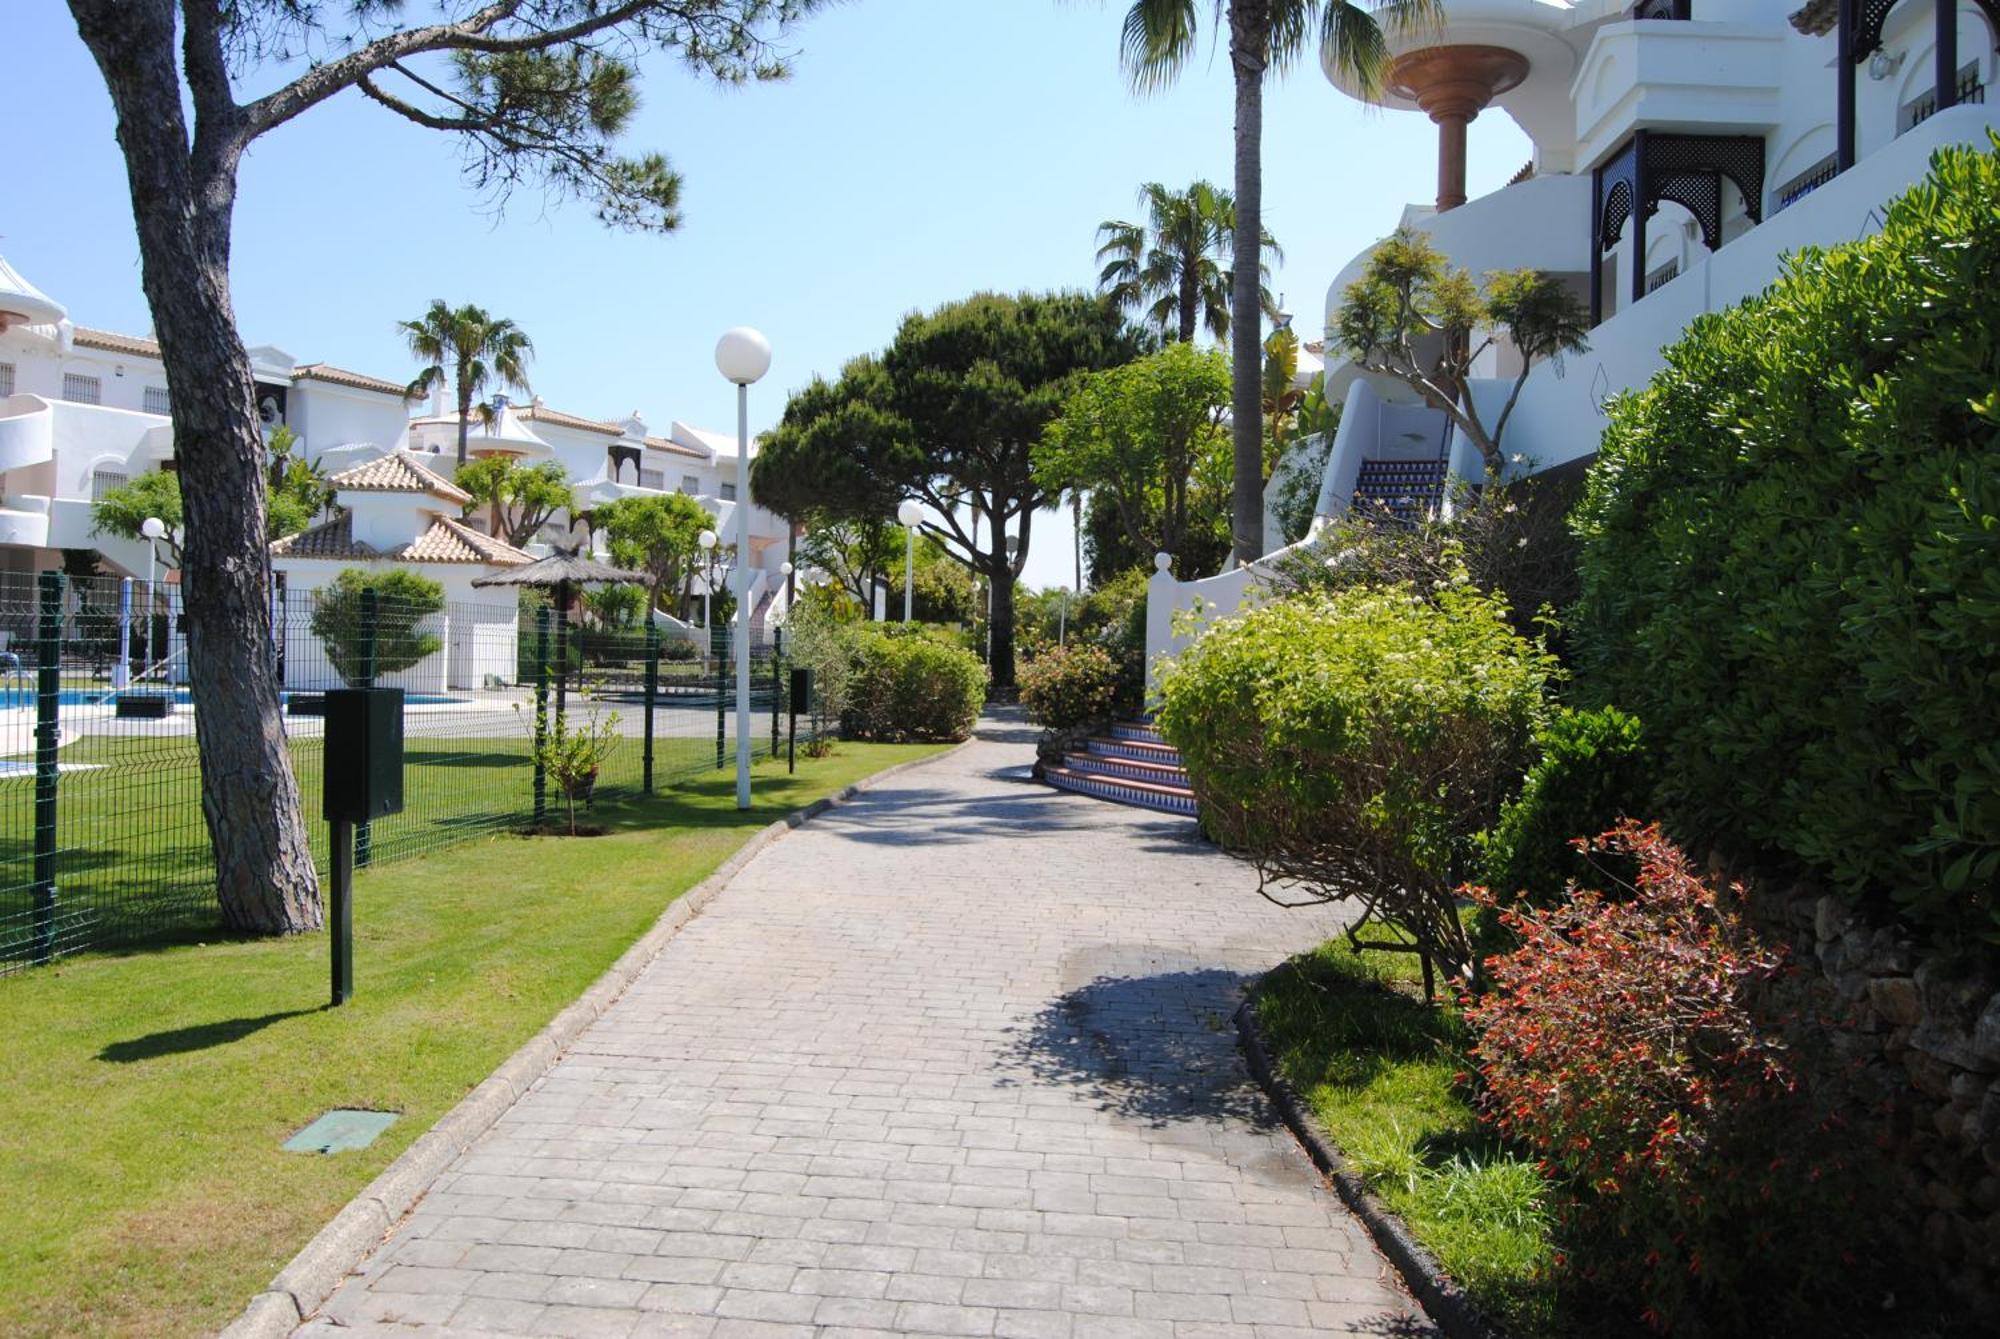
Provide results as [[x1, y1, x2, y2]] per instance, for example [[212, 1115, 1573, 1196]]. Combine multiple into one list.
[[471, 546, 647, 615]]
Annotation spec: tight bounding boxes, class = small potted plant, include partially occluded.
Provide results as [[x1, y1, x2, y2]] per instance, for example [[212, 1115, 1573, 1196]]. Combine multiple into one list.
[[519, 705, 622, 835]]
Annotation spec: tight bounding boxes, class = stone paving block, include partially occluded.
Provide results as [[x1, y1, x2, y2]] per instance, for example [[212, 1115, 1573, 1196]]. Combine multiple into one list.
[[292, 721, 1419, 1337]]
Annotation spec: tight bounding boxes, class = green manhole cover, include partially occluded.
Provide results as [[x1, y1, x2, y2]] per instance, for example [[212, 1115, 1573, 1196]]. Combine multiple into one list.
[[283, 1109, 398, 1154]]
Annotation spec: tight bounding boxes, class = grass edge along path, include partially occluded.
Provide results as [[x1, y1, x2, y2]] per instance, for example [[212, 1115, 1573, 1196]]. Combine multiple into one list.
[[0, 741, 947, 1339], [1254, 937, 1563, 1338]]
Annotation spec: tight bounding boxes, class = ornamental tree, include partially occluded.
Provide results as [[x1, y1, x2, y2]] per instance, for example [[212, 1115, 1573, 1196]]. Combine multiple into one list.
[[1336, 227, 1590, 475], [308, 567, 446, 687], [756, 292, 1143, 689], [1035, 340, 1231, 578], [456, 456, 575, 547], [61, 0, 826, 935], [596, 491, 710, 617]]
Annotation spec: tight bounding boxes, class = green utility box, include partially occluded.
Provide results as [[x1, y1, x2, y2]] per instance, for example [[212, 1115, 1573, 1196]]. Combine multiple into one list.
[[322, 688, 405, 822]]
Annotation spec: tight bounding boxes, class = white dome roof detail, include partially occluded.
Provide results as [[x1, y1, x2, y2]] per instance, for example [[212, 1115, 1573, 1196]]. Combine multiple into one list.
[[0, 254, 66, 332]]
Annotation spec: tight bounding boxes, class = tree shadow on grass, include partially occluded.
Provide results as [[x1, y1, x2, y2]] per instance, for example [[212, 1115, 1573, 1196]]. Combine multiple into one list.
[[98, 1006, 324, 1063]]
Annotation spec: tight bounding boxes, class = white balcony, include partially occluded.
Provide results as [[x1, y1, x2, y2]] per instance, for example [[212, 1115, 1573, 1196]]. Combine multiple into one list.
[[1574, 20, 1784, 168], [0, 395, 56, 474], [0, 494, 51, 548]]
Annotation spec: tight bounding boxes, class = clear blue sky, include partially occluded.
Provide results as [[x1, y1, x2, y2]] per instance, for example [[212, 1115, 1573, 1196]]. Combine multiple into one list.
[[1, 1, 1527, 588]]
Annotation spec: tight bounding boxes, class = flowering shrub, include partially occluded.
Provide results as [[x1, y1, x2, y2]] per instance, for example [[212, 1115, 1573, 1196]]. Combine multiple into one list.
[[1157, 583, 1554, 995], [1467, 823, 1864, 1334], [1019, 643, 1119, 731]]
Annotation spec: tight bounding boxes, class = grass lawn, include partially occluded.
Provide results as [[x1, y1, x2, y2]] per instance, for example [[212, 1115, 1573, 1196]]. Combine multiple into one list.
[[0, 699, 788, 960], [0, 740, 944, 1338], [1255, 936, 1562, 1337]]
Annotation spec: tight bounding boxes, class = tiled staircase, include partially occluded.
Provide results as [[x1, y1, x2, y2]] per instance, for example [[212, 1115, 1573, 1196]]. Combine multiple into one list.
[[1042, 722, 1197, 817], [1352, 457, 1449, 523]]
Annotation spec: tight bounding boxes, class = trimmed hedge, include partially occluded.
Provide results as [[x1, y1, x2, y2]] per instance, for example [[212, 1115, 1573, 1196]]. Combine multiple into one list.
[[1157, 584, 1554, 989], [1481, 706, 1653, 907], [1572, 137, 2000, 943], [841, 626, 986, 743]]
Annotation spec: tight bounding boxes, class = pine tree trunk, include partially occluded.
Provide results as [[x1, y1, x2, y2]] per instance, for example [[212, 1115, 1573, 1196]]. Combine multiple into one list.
[[1228, 3, 1268, 566], [988, 541, 1017, 693], [69, 0, 322, 935]]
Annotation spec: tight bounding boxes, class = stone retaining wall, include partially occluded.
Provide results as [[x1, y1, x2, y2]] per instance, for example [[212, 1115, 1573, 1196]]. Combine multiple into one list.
[[1750, 884, 2000, 1312]]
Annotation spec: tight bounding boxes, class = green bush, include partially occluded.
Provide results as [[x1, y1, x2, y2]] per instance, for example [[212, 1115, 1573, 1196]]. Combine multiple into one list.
[[1571, 136, 2000, 943], [1157, 584, 1554, 993], [842, 625, 986, 743], [1481, 706, 1652, 907], [1018, 643, 1120, 732], [308, 568, 445, 686]]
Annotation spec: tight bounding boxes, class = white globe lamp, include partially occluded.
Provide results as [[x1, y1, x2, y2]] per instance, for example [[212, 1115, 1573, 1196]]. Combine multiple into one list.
[[714, 326, 770, 811]]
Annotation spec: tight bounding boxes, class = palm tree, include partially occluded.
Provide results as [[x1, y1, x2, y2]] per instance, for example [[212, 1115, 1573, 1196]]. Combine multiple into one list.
[[1097, 180, 1280, 344], [399, 301, 535, 469], [1121, 0, 1440, 564]]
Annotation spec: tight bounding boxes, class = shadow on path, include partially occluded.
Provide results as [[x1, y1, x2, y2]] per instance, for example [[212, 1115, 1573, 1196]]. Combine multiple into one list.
[[999, 961, 1273, 1130]]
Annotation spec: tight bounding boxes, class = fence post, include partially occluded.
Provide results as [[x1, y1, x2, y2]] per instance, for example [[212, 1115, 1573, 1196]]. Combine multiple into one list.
[[713, 620, 726, 771], [643, 620, 658, 795], [533, 605, 551, 825], [355, 588, 378, 869], [32, 571, 62, 964]]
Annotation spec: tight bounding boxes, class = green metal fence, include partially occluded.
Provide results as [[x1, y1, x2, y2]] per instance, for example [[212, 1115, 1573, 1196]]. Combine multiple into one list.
[[0, 572, 806, 974]]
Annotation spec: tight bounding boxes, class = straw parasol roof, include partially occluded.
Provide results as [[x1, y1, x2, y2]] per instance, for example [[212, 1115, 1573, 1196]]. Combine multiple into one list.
[[471, 546, 647, 611]]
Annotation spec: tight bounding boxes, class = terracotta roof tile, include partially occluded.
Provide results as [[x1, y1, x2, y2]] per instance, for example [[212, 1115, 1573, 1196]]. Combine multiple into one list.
[[407, 514, 534, 565], [270, 512, 375, 561], [521, 404, 622, 436], [71, 326, 161, 358], [643, 434, 709, 459], [270, 511, 531, 566], [327, 449, 472, 505], [291, 363, 412, 398]]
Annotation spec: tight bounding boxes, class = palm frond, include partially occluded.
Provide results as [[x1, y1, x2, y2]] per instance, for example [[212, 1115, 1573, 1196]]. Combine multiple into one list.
[[1121, 0, 1201, 93]]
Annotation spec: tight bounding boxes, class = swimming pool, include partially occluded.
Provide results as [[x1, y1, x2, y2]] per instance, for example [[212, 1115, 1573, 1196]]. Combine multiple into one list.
[[0, 688, 471, 709]]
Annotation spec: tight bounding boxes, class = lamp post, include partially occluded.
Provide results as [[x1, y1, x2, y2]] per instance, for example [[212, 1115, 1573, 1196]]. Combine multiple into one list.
[[715, 326, 771, 812], [140, 515, 166, 672], [698, 528, 717, 629], [896, 499, 922, 623]]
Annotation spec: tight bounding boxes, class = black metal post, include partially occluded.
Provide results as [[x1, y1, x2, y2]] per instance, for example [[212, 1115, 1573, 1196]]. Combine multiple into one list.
[[770, 629, 781, 759], [1589, 163, 1604, 328], [330, 816, 353, 1005], [32, 571, 62, 964], [533, 605, 551, 824], [1937, 0, 1960, 112], [714, 635, 726, 771], [355, 588, 378, 869], [1837, 0, 1857, 171], [1630, 130, 1650, 306], [553, 608, 569, 729], [643, 620, 659, 795]]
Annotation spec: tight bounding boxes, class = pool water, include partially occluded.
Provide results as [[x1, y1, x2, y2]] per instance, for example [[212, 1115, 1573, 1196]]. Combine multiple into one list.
[[0, 688, 470, 709]]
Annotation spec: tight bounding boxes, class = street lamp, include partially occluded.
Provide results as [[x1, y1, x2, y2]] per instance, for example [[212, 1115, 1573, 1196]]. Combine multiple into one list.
[[715, 326, 770, 812], [137, 515, 167, 671], [896, 498, 922, 623], [698, 528, 717, 629]]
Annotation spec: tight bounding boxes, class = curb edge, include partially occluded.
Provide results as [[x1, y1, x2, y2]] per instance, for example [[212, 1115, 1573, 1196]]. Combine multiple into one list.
[[1234, 994, 1506, 1339], [220, 735, 977, 1338]]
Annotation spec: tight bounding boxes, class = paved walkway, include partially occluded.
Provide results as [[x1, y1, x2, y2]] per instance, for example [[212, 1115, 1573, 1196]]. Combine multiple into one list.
[[304, 713, 1425, 1338]]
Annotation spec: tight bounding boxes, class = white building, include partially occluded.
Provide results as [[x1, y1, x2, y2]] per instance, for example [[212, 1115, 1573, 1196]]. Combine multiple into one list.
[[270, 450, 531, 691], [1150, 0, 2000, 671], [0, 256, 798, 645]]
